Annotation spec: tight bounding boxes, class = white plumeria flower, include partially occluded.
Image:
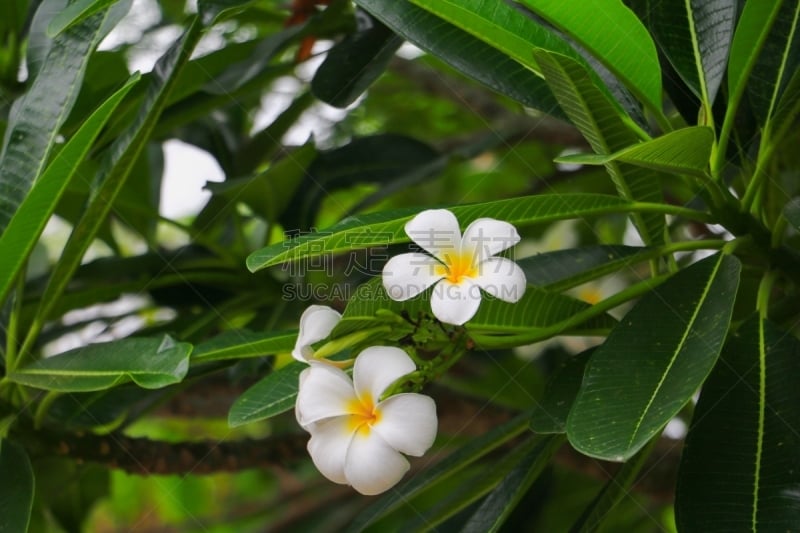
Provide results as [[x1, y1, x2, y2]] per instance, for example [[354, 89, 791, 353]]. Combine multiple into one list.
[[292, 305, 342, 363], [382, 209, 527, 326], [295, 346, 437, 495]]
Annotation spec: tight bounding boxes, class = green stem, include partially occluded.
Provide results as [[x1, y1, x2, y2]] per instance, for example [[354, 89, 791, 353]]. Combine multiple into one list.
[[313, 326, 392, 360], [469, 273, 672, 349], [4, 270, 26, 373], [34, 391, 62, 429], [757, 270, 778, 319], [771, 214, 788, 249]]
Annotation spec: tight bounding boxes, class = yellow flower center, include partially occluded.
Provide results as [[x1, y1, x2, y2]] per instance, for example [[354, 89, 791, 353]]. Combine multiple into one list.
[[577, 286, 604, 305], [346, 393, 381, 436], [435, 250, 478, 284]]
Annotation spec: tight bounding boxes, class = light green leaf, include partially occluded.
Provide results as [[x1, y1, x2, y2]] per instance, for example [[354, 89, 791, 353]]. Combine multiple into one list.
[[0, 439, 34, 533], [567, 253, 741, 461], [0, 1, 130, 234], [228, 362, 304, 427], [517, 0, 662, 113], [247, 193, 700, 271], [675, 317, 800, 531], [46, 0, 120, 36], [192, 329, 297, 363], [10, 336, 192, 392], [532, 50, 665, 245], [0, 74, 140, 306], [554, 126, 714, 179]]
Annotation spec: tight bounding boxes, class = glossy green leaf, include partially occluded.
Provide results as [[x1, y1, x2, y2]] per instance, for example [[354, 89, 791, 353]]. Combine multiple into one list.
[[332, 278, 616, 338], [46, 0, 118, 36], [10, 335, 192, 392], [555, 126, 714, 179], [28, 18, 204, 331], [517, 0, 662, 112], [0, 1, 129, 233], [567, 253, 741, 461], [641, 0, 735, 107], [354, 0, 564, 116], [344, 413, 532, 532], [0, 74, 140, 306], [311, 12, 403, 108], [228, 362, 304, 427], [676, 317, 800, 531], [532, 50, 665, 245], [247, 193, 684, 271], [192, 329, 297, 363], [0, 439, 34, 533], [530, 350, 592, 434], [518, 245, 645, 289], [460, 435, 563, 532]]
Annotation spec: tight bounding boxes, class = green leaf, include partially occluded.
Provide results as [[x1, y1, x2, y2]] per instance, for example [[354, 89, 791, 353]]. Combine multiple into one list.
[[0, 1, 129, 234], [770, 66, 800, 145], [10, 335, 192, 392], [530, 350, 592, 434], [344, 413, 532, 532], [46, 0, 119, 36], [311, 11, 403, 108], [248, 193, 669, 271], [354, 0, 565, 116], [532, 50, 665, 245], [554, 126, 715, 179], [783, 196, 800, 231], [517, 0, 662, 113], [332, 278, 616, 338], [0, 74, 140, 306], [675, 317, 800, 531], [228, 362, 304, 427], [460, 435, 562, 532], [642, 0, 735, 108], [192, 329, 297, 363], [0, 439, 34, 533], [567, 253, 741, 461], [518, 245, 644, 288]]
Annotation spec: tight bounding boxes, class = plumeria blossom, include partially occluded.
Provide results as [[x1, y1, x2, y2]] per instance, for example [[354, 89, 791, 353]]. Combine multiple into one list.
[[295, 346, 437, 495], [292, 305, 342, 363], [382, 209, 527, 325]]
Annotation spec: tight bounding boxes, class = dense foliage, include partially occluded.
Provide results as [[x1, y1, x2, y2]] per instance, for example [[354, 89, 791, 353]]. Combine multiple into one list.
[[1, 0, 798, 530]]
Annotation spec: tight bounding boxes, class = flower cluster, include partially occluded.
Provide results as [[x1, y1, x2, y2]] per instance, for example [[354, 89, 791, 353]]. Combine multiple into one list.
[[291, 209, 525, 494]]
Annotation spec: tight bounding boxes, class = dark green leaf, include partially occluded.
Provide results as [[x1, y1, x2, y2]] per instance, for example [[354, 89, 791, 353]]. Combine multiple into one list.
[[312, 11, 403, 108], [46, 0, 119, 36], [10, 335, 192, 392], [530, 350, 592, 434], [0, 439, 34, 533], [533, 50, 665, 245], [0, 74, 140, 306], [567, 253, 741, 461], [675, 317, 800, 531], [192, 329, 297, 363], [354, 0, 565, 116], [518, 245, 645, 288], [34, 458, 109, 532], [228, 362, 304, 427]]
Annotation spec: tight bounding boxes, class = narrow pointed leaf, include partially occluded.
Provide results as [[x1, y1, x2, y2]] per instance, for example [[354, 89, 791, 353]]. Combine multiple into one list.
[[228, 362, 304, 427], [10, 336, 192, 392], [192, 329, 297, 363], [47, 0, 119, 36], [0, 74, 140, 306], [533, 50, 665, 245], [0, 439, 34, 533], [675, 317, 800, 531], [0, 1, 129, 233], [354, 0, 564, 116], [555, 126, 714, 179], [517, 0, 662, 112], [567, 253, 741, 461], [642, 0, 735, 106], [519, 245, 645, 290]]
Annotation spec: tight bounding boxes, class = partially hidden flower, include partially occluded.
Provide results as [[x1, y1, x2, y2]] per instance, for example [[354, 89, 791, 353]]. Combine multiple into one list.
[[295, 346, 437, 495], [382, 209, 526, 325], [292, 305, 342, 363]]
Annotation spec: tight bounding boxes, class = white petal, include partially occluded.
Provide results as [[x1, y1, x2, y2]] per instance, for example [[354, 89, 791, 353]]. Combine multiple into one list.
[[292, 305, 342, 362], [306, 417, 354, 485], [382, 253, 444, 301], [344, 431, 410, 495], [353, 346, 417, 402], [461, 218, 521, 263], [404, 209, 462, 259], [474, 257, 527, 303], [373, 393, 437, 456], [295, 363, 356, 426], [430, 278, 482, 325]]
